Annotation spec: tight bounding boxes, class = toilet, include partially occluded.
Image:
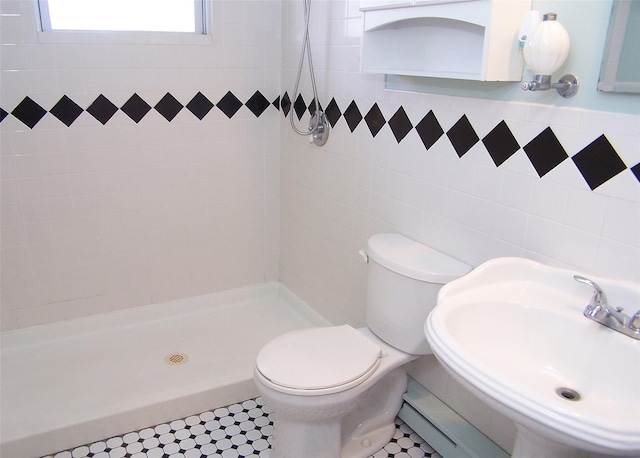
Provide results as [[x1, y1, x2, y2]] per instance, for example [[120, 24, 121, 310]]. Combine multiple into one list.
[[254, 233, 471, 458]]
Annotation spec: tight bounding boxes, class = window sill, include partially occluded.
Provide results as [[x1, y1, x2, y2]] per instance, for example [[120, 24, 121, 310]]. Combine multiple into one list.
[[37, 30, 213, 46]]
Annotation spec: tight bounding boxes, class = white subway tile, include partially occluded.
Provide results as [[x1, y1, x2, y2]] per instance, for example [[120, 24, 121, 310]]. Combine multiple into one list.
[[596, 237, 640, 280], [528, 104, 581, 128], [563, 187, 608, 235], [21, 199, 52, 223], [499, 171, 534, 210], [530, 180, 569, 222], [557, 226, 600, 273], [494, 206, 528, 247], [580, 109, 639, 136], [602, 196, 640, 246], [525, 215, 563, 259]]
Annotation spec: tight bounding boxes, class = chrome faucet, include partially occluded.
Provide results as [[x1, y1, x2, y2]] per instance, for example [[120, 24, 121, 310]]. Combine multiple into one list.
[[574, 275, 640, 339]]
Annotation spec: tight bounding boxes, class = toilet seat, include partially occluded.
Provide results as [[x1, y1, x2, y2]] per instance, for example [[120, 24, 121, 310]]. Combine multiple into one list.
[[255, 325, 382, 396]]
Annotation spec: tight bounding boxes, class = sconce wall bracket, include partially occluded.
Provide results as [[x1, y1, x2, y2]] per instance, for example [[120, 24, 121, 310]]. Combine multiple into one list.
[[521, 73, 579, 98], [555, 74, 579, 98]]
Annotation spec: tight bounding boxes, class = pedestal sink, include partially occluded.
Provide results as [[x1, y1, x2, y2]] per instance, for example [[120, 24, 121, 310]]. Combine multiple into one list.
[[425, 257, 640, 458]]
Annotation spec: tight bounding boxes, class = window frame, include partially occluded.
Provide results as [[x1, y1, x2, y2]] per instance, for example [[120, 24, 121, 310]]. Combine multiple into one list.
[[37, 0, 208, 36]]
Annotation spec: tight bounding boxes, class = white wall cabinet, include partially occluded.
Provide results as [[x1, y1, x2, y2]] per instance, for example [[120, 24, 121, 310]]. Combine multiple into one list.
[[359, 0, 476, 10], [359, 0, 532, 81], [360, 0, 413, 10]]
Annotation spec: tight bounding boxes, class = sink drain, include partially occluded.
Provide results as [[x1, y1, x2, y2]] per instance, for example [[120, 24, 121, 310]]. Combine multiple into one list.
[[556, 387, 581, 401], [165, 352, 188, 366]]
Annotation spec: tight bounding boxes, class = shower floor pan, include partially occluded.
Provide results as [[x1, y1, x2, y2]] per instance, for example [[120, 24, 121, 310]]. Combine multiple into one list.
[[1, 282, 330, 458]]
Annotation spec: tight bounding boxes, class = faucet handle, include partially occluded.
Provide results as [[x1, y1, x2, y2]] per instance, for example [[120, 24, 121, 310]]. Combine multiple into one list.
[[629, 310, 640, 332], [574, 275, 608, 315]]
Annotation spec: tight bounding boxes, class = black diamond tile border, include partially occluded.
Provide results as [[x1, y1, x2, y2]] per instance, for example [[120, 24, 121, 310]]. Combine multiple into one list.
[[11, 96, 47, 129], [1, 91, 636, 191], [155, 92, 183, 122], [293, 94, 307, 120], [415, 110, 444, 150], [121, 93, 152, 123], [50, 95, 83, 127], [246, 91, 271, 118], [388, 106, 413, 143], [482, 120, 520, 167], [87, 94, 119, 125], [186, 92, 214, 120], [307, 98, 323, 117], [272, 96, 281, 111], [343, 100, 363, 133], [280, 92, 291, 117], [217, 91, 243, 119], [632, 163, 640, 182], [42, 397, 438, 458], [325, 98, 342, 128], [365, 103, 386, 138], [572, 135, 627, 190], [447, 115, 479, 158], [523, 127, 568, 177]]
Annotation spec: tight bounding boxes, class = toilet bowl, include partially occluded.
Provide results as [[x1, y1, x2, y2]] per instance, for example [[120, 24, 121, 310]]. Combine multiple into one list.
[[254, 233, 471, 458], [254, 326, 417, 458]]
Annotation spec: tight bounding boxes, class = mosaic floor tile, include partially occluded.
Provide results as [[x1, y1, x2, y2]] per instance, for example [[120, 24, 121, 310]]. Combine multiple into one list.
[[43, 397, 437, 458]]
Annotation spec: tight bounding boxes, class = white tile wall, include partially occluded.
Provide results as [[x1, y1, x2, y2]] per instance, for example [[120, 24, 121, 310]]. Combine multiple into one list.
[[278, 0, 639, 453], [1, 0, 282, 330]]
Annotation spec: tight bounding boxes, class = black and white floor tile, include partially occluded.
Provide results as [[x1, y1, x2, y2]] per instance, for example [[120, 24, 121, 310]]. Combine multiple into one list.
[[42, 397, 440, 458]]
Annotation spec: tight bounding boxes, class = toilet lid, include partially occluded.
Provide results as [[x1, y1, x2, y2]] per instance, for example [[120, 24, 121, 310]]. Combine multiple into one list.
[[256, 325, 381, 392]]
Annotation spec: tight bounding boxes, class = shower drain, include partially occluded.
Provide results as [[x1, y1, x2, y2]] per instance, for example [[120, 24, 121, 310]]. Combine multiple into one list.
[[165, 352, 189, 366]]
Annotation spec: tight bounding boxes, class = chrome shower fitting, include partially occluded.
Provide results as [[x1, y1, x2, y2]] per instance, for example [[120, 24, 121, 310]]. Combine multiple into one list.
[[309, 111, 329, 146], [290, 0, 330, 146]]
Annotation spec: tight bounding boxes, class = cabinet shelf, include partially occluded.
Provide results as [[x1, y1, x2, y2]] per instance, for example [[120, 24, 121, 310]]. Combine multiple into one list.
[[360, 0, 532, 81]]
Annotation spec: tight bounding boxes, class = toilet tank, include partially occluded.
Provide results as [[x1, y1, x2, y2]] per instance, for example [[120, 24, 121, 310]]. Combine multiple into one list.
[[365, 233, 471, 355]]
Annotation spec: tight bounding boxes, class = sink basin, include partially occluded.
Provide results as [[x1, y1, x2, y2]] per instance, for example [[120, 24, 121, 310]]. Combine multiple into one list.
[[425, 257, 640, 458]]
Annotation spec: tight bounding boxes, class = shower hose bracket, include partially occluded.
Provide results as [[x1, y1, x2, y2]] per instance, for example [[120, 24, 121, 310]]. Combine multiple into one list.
[[309, 111, 330, 146]]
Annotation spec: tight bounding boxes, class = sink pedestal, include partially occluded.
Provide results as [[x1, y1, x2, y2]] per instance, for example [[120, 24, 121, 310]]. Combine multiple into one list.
[[513, 427, 588, 458]]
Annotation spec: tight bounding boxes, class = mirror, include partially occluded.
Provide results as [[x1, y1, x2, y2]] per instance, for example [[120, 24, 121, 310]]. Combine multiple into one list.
[[598, 0, 640, 93]]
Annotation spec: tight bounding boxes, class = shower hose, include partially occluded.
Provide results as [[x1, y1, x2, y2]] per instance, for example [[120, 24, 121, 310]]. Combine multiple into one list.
[[290, 0, 328, 142]]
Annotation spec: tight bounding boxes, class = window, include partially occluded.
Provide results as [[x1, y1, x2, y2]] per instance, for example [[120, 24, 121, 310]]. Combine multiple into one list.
[[38, 0, 206, 34]]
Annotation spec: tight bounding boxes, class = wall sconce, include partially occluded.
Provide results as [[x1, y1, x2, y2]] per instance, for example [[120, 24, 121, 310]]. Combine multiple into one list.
[[520, 12, 579, 98]]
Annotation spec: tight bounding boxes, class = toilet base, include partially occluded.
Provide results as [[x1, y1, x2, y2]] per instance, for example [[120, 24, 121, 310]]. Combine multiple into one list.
[[263, 367, 409, 458], [271, 416, 342, 458], [341, 421, 396, 458], [341, 367, 408, 457]]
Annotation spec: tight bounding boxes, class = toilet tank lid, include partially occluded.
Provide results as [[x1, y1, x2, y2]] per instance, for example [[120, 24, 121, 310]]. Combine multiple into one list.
[[367, 233, 471, 283]]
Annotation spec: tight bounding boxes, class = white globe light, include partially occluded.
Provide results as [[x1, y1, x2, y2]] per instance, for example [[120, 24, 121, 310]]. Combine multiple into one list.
[[523, 13, 570, 75]]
